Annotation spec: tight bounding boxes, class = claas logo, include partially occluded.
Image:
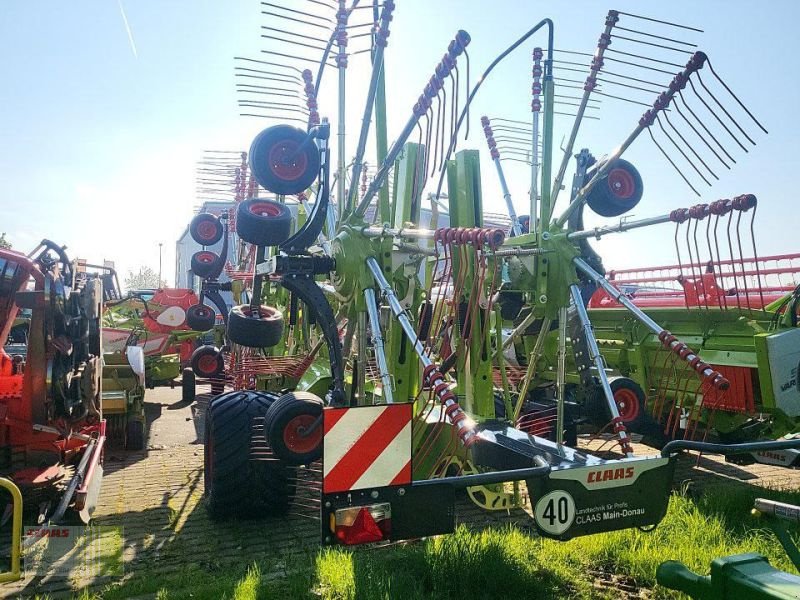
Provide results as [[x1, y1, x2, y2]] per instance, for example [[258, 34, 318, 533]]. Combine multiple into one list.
[[587, 466, 635, 484]]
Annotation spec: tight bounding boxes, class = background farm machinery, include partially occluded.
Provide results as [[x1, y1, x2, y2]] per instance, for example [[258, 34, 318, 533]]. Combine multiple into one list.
[[0, 240, 105, 528], [190, 2, 800, 553], [103, 287, 223, 386]]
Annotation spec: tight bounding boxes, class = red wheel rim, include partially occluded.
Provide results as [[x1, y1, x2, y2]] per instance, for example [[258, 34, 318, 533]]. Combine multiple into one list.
[[267, 140, 308, 181], [241, 305, 280, 322], [282, 414, 320, 454], [196, 251, 215, 264], [196, 219, 218, 241], [248, 201, 283, 218], [614, 388, 641, 423], [607, 168, 635, 199], [193, 306, 212, 318], [197, 354, 219, 376]]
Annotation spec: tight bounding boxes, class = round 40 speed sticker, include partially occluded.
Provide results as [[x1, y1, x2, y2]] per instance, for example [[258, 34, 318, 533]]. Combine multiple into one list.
[[534, 490, 576, 535]]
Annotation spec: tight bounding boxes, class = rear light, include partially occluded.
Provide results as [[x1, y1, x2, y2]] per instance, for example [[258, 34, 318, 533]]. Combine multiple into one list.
[[332, 503, 392, 545]]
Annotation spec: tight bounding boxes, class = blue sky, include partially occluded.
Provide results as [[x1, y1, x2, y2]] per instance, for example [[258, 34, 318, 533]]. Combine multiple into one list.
[[1, 1, 796, 284]]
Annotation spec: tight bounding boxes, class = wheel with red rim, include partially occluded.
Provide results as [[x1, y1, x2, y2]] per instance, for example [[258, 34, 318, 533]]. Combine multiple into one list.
[[204, 390, 296, 519], [186, 304, 216, 332], [264, 391, 324, 465], [235, 198, 293, 247], [586, 159, 643, 218], [191, 345, 224, 378], [248, 124, 320, 195], [227, 304, 284, 348], [189, 213, 224, 246], [191, 250, 221, 280], [609, 376, 647, 430]]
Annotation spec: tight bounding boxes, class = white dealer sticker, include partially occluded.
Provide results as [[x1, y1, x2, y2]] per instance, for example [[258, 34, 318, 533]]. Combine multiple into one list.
[[534, 490, 576, 536], [548, 457, 670, 490]]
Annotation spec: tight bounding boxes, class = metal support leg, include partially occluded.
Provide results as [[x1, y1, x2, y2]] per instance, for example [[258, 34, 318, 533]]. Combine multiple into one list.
[[356, 311, 367, 404], [569, 284, 633, 456], [492, 157, 521, 236], [556, 305, 567, 446], [513, 316, 552, 423], [364, 288, 394, 404]]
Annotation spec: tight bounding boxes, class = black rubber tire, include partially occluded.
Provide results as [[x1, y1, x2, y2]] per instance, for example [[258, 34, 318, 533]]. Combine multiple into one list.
[[190, 213, 224, 246], [235, 198, 293, 247], [585, 159, 643, 218], [191, 251, 221, 280], [264, 391, 324, 465], [608, 376, 648, 431], [227, 304, 284, 348], [187, 304, 216, 332], [497, 289, 524, 321], [126, 419, 145, 451], [191, 345, 225, 378], [182, 368, 196, 402], [204, 390, 296, 519], [248, 124, 321, 195], [417, 302, 433, 341]]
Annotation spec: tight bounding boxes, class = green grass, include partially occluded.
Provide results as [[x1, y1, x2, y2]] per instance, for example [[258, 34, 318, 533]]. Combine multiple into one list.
[[63, 485, 800, 600]]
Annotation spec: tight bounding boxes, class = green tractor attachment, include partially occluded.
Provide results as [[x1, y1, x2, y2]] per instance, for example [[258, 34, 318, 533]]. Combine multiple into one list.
[[193, 2, 800, 557]]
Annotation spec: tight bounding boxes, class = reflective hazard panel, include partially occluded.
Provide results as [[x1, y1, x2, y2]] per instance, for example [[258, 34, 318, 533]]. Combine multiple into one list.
[[323, 404, 413, 494]]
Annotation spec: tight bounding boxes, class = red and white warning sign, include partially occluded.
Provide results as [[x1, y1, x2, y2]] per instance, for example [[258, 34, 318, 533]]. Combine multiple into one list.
[[323, 404, 412, 494]]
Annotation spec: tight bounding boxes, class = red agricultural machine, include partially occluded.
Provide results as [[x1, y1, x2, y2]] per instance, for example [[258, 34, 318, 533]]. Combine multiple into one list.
[[0, 241, 105, 526]]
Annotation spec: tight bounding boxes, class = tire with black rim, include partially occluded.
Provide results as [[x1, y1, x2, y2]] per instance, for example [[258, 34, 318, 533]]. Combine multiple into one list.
[[191, 251, 221, 280], [585, 159, 643, 218], [204, 390, 296, 519], [227, 304, 284, 348], [126, 419, 145, 451], [186, 304, 216, 332], [235, 198, 293, 247], [182, 368, 196, 402], [609, 376, 647, 431], [248, 124, 320, 195], [264, 391, 324, 465], [191, 345, 224, 378], [190, 213, 224, 246]]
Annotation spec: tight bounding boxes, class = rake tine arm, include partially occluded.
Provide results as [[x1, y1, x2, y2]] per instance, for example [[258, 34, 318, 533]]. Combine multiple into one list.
[[573, 257, 730, 391], [366, 257, 477, 446]]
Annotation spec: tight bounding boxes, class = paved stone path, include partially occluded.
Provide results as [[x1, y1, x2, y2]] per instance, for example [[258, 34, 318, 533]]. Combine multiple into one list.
[[5, 386, 799, 598]]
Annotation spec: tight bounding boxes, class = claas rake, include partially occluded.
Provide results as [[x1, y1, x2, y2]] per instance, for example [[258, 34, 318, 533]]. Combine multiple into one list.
[[192, 2, 800, 546]]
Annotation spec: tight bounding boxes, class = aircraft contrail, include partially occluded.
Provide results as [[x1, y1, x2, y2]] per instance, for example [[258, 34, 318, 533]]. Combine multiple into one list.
[[117, 0, 138, 59]]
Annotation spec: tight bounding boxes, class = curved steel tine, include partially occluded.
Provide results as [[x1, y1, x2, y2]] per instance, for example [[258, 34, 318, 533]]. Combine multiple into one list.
[[672, 97, 730, 169], [705, 57, 768, 134], [615, 11, 704, 33], [647, 127, 701, 196], [261, 2, 332, 23], [695, 71, 756, 145], [662, 110, 718, 180], [677, 90, 736, 163], [687, 77, 748, 152], [655, 113, 711, 186]]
